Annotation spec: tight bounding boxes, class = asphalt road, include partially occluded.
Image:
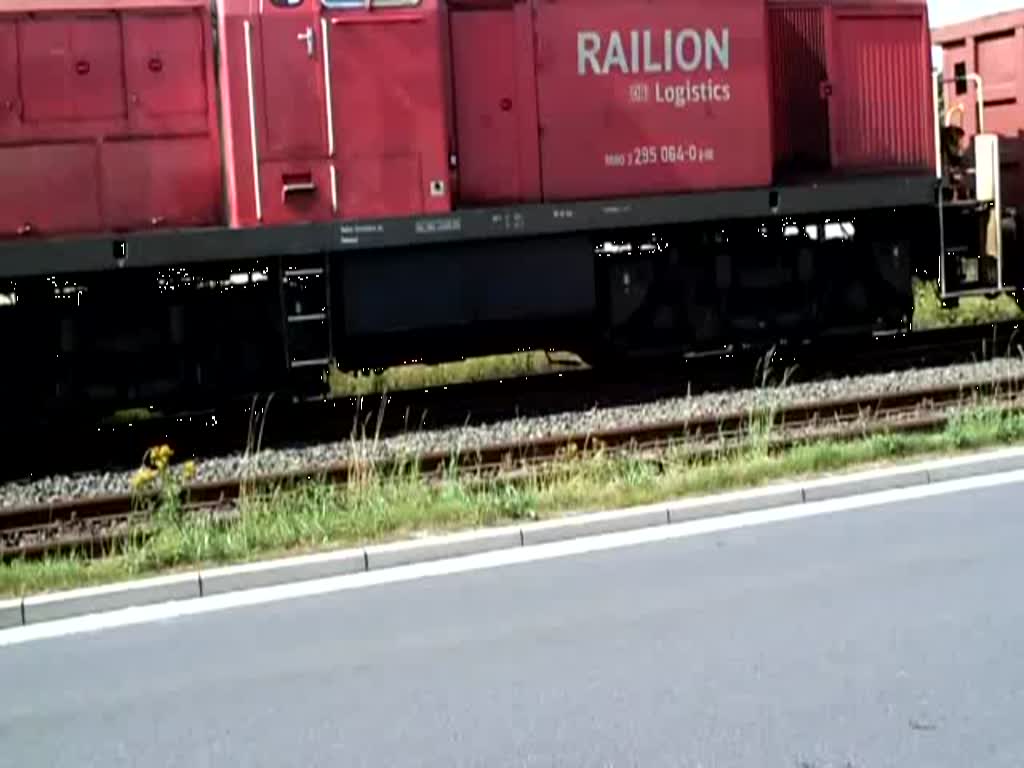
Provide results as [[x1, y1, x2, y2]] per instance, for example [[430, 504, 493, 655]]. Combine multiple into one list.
[[3, 480, 1024, 767]]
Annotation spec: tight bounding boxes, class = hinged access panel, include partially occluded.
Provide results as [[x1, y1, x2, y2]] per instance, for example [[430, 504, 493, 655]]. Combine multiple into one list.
[[448, 0, 541, 205], [826, 6, 933, 172], [768, 5, 831, 176], [259, 2, 330, 159], [19, 16, 126, 124], [123, 11, 209, 133], [767, 1, 934, 179], [323, 0, 451, 219]]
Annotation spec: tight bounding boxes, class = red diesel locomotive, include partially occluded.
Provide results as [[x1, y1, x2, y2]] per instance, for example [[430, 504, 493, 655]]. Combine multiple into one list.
[[0, 0, 1011, 417]]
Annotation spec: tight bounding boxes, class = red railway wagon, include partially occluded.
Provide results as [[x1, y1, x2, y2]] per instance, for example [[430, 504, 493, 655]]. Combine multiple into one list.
[[0, 0, 222, 239], [1, 0, 937, 237], [933, 10, 1024, 215], [931, 10, 1024, 302], [0, 0, 1007, 422]]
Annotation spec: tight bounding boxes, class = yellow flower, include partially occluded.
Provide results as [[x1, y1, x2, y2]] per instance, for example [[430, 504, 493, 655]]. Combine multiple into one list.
[[147, 444, 174, 471], [131, 467, 157, 490], [182, 460, 196, 481]]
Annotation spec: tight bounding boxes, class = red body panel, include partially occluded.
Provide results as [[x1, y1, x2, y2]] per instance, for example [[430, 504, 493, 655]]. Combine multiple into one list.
[[533, 0, 774, 200], [101, 138, 221, 231], [934, 10, 1024, 213], [0, 0, 221, 239], [448, 0, 774, 203], [327, 9, 451, 219], [259, 11, 329, 161], [0, 144, 102, 236], [219, 0, 451, 228], [768, 0, 934, 179], [19, 16, 126, 124], [769, 6, 830, 175], [123, 13, 210, 134], [448, 1, 541, 205], [829, 6, 933, 171]]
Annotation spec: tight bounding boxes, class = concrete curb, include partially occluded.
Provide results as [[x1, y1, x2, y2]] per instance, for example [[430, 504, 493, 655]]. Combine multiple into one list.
[[5, 445, 1024, 628], [22, 572, 200, 625], [199, 547, 367, 597], [802, 465, 931, 502], [521, 505, 668, 546], [668, 485, 806, 524], [0, 598, 23, 630], [365, 526, 523, 570]]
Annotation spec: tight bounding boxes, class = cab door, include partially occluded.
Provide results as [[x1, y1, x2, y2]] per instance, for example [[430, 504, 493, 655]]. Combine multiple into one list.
[[259, 0, 329, 159], [825, 6, 931, 171], [450, 5, 521, 203]]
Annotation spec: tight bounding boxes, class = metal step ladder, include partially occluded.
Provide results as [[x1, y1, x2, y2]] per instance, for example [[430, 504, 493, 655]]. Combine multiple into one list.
[[935, 71, 1009, 300], [279, 258, 333, 380]]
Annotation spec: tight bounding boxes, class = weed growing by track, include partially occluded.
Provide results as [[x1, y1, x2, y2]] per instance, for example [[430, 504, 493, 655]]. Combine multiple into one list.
[[329, 350, 584, 396], [912, 278, 1022, 330], [5, 401, 1024, 597]]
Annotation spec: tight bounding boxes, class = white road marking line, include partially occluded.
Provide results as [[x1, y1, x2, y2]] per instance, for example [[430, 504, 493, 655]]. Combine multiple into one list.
[[3, 468, 1023, 648]]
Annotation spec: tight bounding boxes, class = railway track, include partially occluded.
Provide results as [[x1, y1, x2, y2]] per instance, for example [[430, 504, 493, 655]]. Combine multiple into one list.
[[5, 373, 1024, 560], [5, 319, 1024, 486]]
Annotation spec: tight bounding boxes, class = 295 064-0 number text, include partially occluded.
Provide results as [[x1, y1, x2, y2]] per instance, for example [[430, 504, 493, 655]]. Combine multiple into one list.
[[604, 144, 715, 168]]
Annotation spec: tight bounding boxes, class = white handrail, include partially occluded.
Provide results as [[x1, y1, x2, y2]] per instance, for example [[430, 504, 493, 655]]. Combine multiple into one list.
[[244, 20, 263, 222], [321, 18, 335, 159]]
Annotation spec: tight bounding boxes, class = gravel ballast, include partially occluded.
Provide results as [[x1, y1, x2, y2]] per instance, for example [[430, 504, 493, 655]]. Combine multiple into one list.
[[4, 358, 1024, 509]]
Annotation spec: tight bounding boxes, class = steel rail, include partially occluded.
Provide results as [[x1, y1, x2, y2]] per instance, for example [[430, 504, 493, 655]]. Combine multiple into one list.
[[4, 374, 1024, 560]]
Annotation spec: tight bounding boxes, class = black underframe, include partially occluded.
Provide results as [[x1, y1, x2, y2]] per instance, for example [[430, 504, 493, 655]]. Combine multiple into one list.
[[0, 174, 940, 279]]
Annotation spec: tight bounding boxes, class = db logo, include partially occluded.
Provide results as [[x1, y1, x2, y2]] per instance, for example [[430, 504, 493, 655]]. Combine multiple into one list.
[[628, 83, 650, 103]]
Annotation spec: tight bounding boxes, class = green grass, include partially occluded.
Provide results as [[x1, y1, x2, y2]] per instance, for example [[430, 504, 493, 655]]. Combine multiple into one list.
[[102, 407, 158, 425], [4, 402, 1024, 598], [329, 350, 584, 397], [912, 278, 1023, 330]]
